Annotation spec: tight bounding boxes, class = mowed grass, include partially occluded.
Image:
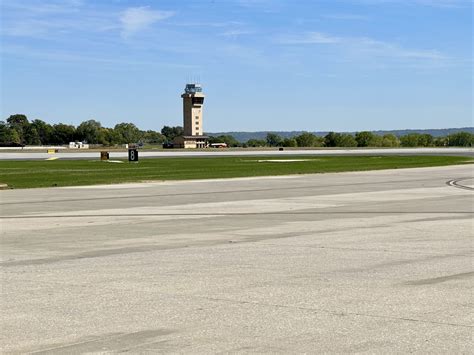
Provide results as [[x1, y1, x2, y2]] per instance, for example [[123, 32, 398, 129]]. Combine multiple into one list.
[[0, 155, 471, 189]]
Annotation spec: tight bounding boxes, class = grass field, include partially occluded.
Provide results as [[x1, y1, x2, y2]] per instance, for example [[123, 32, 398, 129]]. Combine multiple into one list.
[[0, 155, 471, 189]]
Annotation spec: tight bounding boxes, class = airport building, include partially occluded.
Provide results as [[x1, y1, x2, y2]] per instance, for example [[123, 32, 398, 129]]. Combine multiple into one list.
[[173, 83, 208, 149]]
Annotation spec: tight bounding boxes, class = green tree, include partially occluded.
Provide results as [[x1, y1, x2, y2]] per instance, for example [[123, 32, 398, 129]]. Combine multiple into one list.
[[246, 139, 267, 147], [324, 132, 339, 147], [295, 132, 316, 147], [433, 136, 448, 147], [355, 131, 382, 147], [399, 133, 433, 147], [97, 128, 114, 146], [0, 121, 21, 144], [30, 119, 54, 145], [114, 123, 142, 143], [143, 130, 165, 144], [381, 134, 400, 147], [282, 138, 297, 147], [447, 132, 474, 147], [295, 132, 324, 147], [418, 134, 434, 147], [400, 133, 422, 147], [51, 124, 76, 144], [6, 114, 29, 144], [76, 120, 102, 144], [161, 126, 183, 141], [24, 126, 41, 145], [324, 132, 357, 147], [266, 133, 283, 147], [313, 136, 325, 147], [336, 134, 357, 147]]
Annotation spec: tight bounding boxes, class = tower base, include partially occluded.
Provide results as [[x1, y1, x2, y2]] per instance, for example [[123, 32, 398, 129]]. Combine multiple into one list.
[[173, 135, 209, 149]]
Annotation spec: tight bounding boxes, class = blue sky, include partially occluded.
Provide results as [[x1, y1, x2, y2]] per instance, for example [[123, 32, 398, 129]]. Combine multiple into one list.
[[1, 0, 472, 132]]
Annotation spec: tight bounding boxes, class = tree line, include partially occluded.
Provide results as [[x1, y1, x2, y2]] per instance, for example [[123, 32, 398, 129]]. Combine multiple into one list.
[[211, 131, 473, 148], [0, 114, 175, 146], [1, 114, 473, 147]]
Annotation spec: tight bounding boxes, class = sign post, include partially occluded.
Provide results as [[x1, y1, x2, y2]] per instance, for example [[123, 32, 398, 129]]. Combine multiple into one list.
[[128, 148, 138, 162]]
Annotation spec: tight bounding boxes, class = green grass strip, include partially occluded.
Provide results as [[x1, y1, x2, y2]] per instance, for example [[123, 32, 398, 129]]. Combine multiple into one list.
[[0, 155, 471, 189]]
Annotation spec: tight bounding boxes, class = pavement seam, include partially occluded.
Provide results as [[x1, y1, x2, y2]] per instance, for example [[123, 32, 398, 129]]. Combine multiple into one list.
[[257, 243, 473, 257], [197, 296, 474, 329], [0, 177, 450, 205], [2, 211, 473, 219]]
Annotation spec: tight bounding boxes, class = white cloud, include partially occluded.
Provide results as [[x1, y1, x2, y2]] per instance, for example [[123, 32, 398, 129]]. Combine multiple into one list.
[[1, 44, 199, 69], [278, 32, 342, 45], [277, 31, 447, 64], [353, 0, 470, 7], [119, 6, 174, 38], [322, 14, 369, 21], [1, 0, 84, 14], [238, 0, 275, 7], [409, 0, 469, 6], [172, 21, 245, 28], [0, 0, 109, 38], [220, 29, 254, 37], [354, 37, 446, 60], [236, 0, 284, 12]]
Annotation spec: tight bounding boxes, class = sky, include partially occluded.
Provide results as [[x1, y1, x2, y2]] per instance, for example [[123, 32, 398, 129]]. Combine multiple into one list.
[[1, 0, 472, 132]]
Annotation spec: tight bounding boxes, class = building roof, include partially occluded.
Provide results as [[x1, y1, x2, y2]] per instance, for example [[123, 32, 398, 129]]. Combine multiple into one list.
[[182, 135, 209, 139]]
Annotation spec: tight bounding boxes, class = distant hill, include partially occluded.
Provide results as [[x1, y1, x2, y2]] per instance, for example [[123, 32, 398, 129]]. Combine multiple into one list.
[[207, 127, 474, 142]]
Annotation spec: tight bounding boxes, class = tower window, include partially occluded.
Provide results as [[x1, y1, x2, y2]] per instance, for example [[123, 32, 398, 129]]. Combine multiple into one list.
[[192, 97, 204, 105]]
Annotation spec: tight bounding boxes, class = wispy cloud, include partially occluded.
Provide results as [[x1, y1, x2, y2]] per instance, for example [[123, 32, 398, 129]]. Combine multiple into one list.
[[1, 44, 199, 69], [277, 32, 342, 45], [119, 6, 174, 38], [1, 0, 84, 14], [237, 0, 274, 7], [220, 29, 254, 37], [322, 14, 369, 21], [171, 21, 245, 28], [406, 0, 470, 6], [277, 31, 447, 64], [236, 0, 284, 12], [353, 0, 470, 8], [354, 37, 446, 60], [2, 2, 175, 40], [1, 0, 115, 38], [217, 44, 269, 66]]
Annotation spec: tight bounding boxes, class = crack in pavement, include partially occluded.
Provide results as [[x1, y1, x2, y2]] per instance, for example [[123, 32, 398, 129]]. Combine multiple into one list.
[[196, 295, 473, 329]]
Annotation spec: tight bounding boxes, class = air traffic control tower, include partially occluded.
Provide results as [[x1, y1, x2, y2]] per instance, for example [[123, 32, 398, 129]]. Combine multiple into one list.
[[173, 83, 208, 149]]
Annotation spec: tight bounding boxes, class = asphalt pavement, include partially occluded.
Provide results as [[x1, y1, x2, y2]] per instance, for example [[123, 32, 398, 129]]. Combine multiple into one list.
[[1, 165, 473, 353]]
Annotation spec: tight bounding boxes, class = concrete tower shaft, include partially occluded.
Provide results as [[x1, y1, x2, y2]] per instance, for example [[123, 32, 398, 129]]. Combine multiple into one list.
[[182, 83, 205, 136]]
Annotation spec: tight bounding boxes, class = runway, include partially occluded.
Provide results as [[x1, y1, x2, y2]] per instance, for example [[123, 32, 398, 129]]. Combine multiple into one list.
[[0, 147, 473, 160], [1, 165, 473, 353]]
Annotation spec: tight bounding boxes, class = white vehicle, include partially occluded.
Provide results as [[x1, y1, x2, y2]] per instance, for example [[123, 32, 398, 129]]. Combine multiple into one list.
[[209, 143, 228, 148]]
